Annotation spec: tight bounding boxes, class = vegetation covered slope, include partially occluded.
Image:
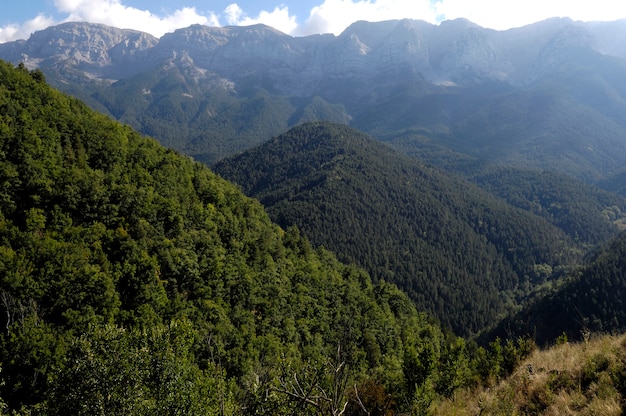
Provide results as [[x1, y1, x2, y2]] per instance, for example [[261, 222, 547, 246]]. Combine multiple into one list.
[[355, 47, 626, 182], [598, 167, 626, 198], [488, 230, 626, 346], [433, 334, 626, 415], [53, 62, 352, 165], [0, 60, 531, 415], [469, 168, 626, 245], [388, 133, 626, 247], [66, 49, 626, 179], [213, 122, 585, 336]]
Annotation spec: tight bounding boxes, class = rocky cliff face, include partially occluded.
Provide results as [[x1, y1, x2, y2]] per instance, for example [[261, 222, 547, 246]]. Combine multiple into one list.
[[2, 22, 158, 79]]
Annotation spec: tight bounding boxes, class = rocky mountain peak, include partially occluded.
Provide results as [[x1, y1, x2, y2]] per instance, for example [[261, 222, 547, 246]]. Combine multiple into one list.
[[27, 22, 156, 63], [4, 22, 157, 78]]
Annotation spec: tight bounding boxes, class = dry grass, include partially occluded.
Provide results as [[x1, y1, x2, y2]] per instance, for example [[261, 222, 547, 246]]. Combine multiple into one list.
[[431, 334, 626, 415]]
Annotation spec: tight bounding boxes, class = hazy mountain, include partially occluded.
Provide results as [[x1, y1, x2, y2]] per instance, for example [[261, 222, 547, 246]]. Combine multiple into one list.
[[2, 19, 626, 177]]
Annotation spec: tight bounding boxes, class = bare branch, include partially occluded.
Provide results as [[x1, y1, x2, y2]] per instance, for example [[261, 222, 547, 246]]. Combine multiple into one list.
[[337, 399, 349, 416], [353, 384, 370, 415], [275, 387, 321, 409], [0, 291, 15, 336]]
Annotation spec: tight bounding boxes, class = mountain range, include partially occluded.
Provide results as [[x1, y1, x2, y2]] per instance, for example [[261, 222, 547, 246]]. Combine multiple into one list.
[[2, 18, 626, 182], [2, 17, 626, 336]]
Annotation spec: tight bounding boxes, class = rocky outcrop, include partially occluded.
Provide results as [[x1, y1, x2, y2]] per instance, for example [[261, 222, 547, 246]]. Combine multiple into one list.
[[0, 22, 157, 78]]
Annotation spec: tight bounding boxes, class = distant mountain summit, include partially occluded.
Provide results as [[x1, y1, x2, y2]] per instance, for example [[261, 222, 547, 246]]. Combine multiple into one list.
[[2, 19, 626, 179], [3, 22, 158, 79]]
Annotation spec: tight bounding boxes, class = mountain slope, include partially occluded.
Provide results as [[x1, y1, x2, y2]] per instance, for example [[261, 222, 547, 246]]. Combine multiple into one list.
[[598, 167, 626, 197], [0, 60, 489, 414], [388, 134, 626, 245], [213, 122, 586, 336], [468, 168, 626, 244], [486, 230, 626, 345]]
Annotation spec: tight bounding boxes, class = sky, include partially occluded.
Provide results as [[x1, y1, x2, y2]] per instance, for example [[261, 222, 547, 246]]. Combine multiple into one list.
[[1, 0, 626, 43]]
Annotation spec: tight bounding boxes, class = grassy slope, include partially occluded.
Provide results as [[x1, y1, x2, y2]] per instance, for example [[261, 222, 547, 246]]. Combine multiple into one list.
[[434, 334, 626, 415]]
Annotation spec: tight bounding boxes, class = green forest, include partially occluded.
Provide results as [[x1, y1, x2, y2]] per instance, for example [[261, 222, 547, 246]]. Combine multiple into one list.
[[387, 132, 626, 244], [4, 55, 626, 414], [0, 60, 544, 414], [489, 230, 626, 345], [214, 122, 626, 336]]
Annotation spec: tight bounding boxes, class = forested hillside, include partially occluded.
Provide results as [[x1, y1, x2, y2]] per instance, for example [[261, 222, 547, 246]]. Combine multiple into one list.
[[213, 122, 604, 336], [599, 168, 626, 197], [469, 168, 626, 245], [83, 66, 352, 165], [0, 60, 539, 414], [488, 230, 626, 346], [388, 133, 626, 246]]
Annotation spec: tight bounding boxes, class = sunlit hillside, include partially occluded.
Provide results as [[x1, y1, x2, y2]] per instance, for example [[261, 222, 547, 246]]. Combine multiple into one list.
[[434, 334, 626, 415]]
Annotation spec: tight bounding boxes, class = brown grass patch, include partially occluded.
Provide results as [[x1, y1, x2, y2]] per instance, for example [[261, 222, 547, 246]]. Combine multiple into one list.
[[431, 334, 626, 415]]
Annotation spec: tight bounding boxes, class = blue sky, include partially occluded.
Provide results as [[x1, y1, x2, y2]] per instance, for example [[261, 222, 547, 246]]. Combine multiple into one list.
[[2, 0, 626, 43]]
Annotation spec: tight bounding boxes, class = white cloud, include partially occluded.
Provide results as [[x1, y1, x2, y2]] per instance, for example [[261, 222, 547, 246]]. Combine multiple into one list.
[[2, 0, 626, 44], [223, 3, 298, 34], [297, 0, 626, 36], [0, 14, 56, 43], [0, 0, 218, 43], [434, 0, 626, 30], [52, 0, 216, 36], [225, 4, 245, 25], [297, 0, 439, 35]]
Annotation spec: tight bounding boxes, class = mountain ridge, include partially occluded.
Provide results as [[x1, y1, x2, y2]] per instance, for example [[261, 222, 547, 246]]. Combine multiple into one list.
[[3, 19, 626, 178], [5, 18, 625, 87]]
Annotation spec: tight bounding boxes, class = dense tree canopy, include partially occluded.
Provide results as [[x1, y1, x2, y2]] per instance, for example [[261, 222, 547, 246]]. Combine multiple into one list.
[[388, 133, 626, 247], [488, 230, 626, 346], [214, 122, 589, 336]]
